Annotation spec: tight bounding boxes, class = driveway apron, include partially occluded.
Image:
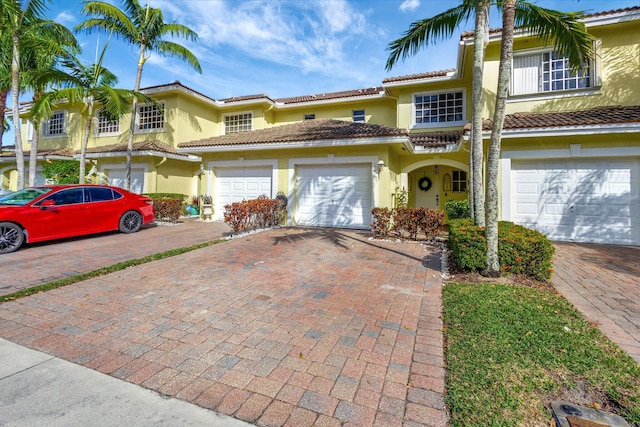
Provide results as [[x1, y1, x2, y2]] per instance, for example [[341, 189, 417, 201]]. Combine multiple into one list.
[[552, 242, 640, 363], [0, 228, 448, 426]]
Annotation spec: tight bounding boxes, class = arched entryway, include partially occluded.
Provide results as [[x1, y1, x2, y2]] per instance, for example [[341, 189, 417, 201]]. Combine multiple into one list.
[[401, 159, 469, 210]]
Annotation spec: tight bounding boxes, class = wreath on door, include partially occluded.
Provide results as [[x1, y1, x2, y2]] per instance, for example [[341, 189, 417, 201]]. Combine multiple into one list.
[[418, 176, 432, 192]]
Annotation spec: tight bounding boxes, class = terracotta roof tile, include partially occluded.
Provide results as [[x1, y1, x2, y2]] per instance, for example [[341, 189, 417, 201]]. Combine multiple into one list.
[[178, 119, 407, 148], [275, 87, 383, 104], [84, 141, 188, 157], [140, 80, 217, 103], [219, 94, 275, 103], [477, 105, 640, 131], [410, 130, 463, 148], [0, 147, 74, 158], [382, 69, 455, 84]]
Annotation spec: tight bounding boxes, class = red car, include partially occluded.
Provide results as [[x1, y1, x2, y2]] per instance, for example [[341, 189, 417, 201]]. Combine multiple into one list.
[[0, 184, 155, 254]]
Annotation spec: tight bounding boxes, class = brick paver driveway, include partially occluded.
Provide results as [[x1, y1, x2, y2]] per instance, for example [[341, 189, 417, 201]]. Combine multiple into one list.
[[0, 219, 230, 296], [552, 242, 640, 363], [0, 228, 448, 426]]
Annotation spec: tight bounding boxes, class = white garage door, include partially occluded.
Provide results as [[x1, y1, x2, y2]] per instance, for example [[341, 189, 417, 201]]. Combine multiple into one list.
[[214, 166, 272, 221], [107, 168, 145, 194], [511, 158, 639, 245], [295, 163, 372, 229]]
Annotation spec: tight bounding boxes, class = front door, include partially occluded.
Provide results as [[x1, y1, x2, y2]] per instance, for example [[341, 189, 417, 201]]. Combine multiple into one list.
[[414, 170, 441, 209]]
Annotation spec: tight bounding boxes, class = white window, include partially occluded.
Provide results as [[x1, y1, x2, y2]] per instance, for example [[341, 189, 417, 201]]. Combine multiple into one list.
[[453, 170, 467, 192], [512, 50, 591, 96], [353, 110, 365, 122], [136, 102, 165, 132], [224, 112, 252, 134], [413, 90, 464, 128], [96, 110, 120, 135], [44, 110, 66, 137]]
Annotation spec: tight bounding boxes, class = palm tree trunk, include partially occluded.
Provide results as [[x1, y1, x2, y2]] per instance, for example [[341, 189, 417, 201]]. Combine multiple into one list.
[[28, 90, 44, 187], [79, 111, 94, 184], [12, 32, 25, 190], [485, 0, 516, 277], [0, 89, 8, 147], [125, 46, 146, 191], [471, 0, 489, 227]]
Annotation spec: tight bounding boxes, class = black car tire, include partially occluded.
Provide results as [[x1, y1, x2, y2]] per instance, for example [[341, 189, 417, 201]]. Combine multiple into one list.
[[119, 211, 142, 234], [0, 222, 24, 254]]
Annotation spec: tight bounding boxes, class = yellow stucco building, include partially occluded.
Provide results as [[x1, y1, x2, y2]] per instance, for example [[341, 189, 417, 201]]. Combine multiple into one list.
[[3, 6, 639, 245]]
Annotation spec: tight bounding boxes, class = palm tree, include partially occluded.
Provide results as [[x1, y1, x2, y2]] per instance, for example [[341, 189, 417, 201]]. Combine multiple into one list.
[[386, 0, 489, 227], [30, 42, 155, 184], [484, 1, 593, 276], [76, 0, 201, 190], [387, 1, 593, 276], [1, 0, 79, 190]]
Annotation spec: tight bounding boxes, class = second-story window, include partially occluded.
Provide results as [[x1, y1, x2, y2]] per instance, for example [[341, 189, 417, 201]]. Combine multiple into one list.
[[353, 109, 365, 122], [414, 90, 464, 127], [44, 110, 66, 137], [136, 102, 165, 132], [97, 110, 120, 135], [512, 49, 592, 96], [224, 112, 252, 134]]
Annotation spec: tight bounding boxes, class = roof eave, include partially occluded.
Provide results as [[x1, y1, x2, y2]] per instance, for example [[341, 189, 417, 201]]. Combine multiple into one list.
[[483, 122, 640, 138], [382, 72, 459, 88], [82, 150, 202, 162], [277, 92, 387, 108], [178, 135, 409, 153]]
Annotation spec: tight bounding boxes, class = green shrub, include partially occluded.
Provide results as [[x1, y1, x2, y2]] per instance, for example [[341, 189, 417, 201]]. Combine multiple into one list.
[[143, 193, 187, 223], [42, 160, 80, 184], [143, 193, 187, 200], [448, 219, 555, 281], [445, 199, 471, 220]]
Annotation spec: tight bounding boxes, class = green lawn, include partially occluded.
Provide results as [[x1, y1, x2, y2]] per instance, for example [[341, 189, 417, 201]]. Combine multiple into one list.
[[443, 282, 640, 426]]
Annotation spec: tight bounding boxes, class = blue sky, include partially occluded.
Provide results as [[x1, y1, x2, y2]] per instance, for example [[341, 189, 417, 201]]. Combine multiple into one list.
[[4, 0, 638, 145]]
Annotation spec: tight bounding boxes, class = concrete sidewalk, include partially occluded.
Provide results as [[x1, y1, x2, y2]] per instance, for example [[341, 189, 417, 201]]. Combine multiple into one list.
[[0, 338, 252, 427]]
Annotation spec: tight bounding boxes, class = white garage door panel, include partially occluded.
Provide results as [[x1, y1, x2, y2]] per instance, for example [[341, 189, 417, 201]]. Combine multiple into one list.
[[214, 166, 272, 221], [511, 158, 639, 245], [108, 169, 145, 194], [296, 164, 372, 229]]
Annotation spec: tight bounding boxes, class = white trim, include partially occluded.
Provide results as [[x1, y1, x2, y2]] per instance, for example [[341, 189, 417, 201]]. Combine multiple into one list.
[[507, 88, 601, 103], [502, 144, 640, 160], [206, 158, 278, 199], [401, 158, 469, 174], [141, 83, 221, 107], [484, 123, 640, 139], [287, 155, 378, 227], [82, 150, 201, 162], [179, 136, 409, 153], [382, 72, 458, 88]]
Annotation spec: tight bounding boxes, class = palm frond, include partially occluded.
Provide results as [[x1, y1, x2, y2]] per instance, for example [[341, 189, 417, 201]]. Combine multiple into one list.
[[386, 3, 473, 71], [154, 40, 202, 73], [514, 2, 594, 72]]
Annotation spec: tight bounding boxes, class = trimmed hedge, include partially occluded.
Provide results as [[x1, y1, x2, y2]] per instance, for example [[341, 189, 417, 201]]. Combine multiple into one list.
[[445, 199, 471, 220], [371, 207, 444, 240], [143, 193, 187, 222], [448, 219, 555, 281], [224, 195, 286, 234]]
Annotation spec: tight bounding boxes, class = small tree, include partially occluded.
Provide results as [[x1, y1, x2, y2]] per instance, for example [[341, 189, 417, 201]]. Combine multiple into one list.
[[42, 159, 80, 184]]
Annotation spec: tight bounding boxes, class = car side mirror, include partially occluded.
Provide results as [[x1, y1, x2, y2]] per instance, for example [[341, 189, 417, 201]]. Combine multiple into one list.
[[39, 199, 56, 210]]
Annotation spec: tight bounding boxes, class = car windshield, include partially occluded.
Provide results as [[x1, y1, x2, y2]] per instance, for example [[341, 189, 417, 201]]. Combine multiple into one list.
[[0, 188, 53, 206]]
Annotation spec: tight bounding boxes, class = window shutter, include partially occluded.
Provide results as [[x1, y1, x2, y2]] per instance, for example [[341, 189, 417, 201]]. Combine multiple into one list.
[[512, 54, 541, 95]]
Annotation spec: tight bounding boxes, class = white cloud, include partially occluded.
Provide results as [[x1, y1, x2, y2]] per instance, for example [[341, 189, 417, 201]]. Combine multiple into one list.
[[54, 11, 76, 25], [399, 0, 420, 13]]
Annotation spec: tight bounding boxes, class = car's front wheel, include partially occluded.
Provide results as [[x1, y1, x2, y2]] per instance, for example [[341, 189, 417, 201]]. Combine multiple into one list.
[[0, 222, 24, 254], [119, 211, 142, 234]]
